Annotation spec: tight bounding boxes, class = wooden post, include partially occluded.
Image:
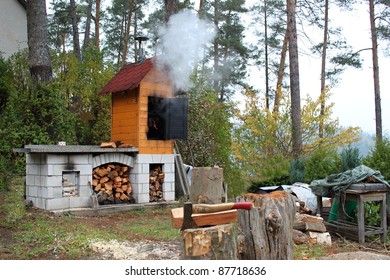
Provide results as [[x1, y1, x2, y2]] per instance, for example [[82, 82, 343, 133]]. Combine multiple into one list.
[[181, 223, 237, 260], [236, 191, 296, 260]]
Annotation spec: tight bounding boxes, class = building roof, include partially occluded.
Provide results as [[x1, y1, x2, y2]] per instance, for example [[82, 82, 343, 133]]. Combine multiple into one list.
[[99, 57, 155, 94]]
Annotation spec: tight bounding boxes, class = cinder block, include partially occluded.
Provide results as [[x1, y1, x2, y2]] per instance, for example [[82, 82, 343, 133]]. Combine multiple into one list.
[[164, 163, 174, 173], [164, 172, 175, 183], [152, 154, 162, 163], [27, 164, 39, 175], [79, 185, 93, 196], [163, 182, 174, 192], [142, 163, 150, 174], [46, 197, 70, 210], [44, 175, 62, 187], [26, 185, 38, 197], [137, 154, 153, 164], [25, 175, 36, 187], [46, 154, 68, 164], [162, 154, 174, 164], [164, 191, 175, 201], [69, 154, 90, 164], [134, 193, 149, 204], [69, 196, 91, 208]]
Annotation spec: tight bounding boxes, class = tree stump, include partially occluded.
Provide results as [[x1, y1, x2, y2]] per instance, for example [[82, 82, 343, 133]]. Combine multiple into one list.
[[236, 191, 296, 260], [181, 223, 237, 260]]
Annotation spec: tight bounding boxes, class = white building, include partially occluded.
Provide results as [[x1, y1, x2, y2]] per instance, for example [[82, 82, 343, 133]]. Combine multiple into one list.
[[0, 0, 27, 58]]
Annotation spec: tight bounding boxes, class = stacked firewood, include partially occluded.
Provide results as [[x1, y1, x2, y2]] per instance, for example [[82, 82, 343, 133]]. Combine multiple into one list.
[[92, 163, 133, 204], [149, 165, 164, 202]]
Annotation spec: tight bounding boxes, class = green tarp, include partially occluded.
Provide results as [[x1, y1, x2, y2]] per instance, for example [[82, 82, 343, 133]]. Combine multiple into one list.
[[309, 165, 390, 197]]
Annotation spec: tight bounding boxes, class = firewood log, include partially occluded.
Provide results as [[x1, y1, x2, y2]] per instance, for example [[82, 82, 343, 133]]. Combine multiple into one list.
[[96, 168, 109, 177], [107, 170, 118, 180], [121, 166, 129, 173], [100, 176, 109, 184]]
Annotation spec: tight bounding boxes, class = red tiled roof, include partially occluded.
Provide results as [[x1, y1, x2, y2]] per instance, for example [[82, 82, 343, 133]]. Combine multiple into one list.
[[99, 57, 154, 94]]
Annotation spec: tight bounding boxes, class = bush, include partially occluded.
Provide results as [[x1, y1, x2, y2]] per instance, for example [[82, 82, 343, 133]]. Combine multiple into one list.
[[290, 158, 304, 184], [363, 137, 390, 181], [340, 145, 362, 172], [304, 148, 341, 183]]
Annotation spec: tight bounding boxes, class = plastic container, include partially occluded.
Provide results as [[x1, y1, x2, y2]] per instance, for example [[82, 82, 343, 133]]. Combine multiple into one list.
[[328, 199, 357, 222]]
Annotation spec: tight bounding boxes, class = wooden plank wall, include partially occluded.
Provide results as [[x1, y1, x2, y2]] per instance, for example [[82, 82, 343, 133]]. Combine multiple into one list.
[[110, 67, 174, 154], [111, 89, 139, 147]]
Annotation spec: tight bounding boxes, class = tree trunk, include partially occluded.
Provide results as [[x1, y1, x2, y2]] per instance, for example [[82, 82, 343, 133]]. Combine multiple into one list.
[[236, 191, 295, 260], [164, 0, 178, 23], [95, 0, 101, 48], [286, 0, 302, 159], [369, 0, 382, 143], [264, 0, 270, 109], [122, 4, 133, 66], [181, 223, 237, 260], [273, 29, 288, 115], [82, 0, 93, 51], [213, 0, 220, 95], [26, 0, 52, 83], [319, 0, 329, 139], [198, 0, 204, 17], [70, 0, 81, 60]]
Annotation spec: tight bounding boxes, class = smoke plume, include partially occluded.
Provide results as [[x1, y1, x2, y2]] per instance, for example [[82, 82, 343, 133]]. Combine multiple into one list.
[[156, 9, 216, 92]]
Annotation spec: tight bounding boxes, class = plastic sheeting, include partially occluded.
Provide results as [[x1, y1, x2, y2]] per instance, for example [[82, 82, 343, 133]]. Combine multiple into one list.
[[309, 165, 390, 197]]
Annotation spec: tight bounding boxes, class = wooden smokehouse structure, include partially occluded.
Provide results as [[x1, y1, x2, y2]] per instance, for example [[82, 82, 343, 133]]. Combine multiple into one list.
[[100, 57, 188, 153], [99, 56, 188, 204]]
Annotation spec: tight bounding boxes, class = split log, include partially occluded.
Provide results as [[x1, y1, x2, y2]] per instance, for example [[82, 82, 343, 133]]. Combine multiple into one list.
[[100, 141, 117, 148], [181, 223, 237, 260], [236, 191, 296, 260], [189, 167, 224, 204]]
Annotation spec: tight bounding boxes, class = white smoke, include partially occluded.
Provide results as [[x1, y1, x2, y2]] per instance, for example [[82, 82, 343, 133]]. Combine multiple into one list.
[[156, 9, 216, 92]]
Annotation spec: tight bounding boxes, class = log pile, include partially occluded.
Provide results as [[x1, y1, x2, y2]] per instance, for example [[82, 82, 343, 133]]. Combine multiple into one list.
[[92, 163, 133, 204], [149, 165, 164, 202], [292, 196, 331, 246]]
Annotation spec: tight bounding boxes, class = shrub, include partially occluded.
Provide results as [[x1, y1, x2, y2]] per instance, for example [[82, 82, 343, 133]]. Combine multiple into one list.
[[290, 157, 304, 184], [340, 145, 362, 172], [363, 137, 390, 181], [304, 148, 341, 183]]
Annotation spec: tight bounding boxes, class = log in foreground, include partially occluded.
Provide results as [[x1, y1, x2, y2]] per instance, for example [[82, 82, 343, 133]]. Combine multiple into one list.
[[236, 191, 296, 260], [181, 223, 237, 260]]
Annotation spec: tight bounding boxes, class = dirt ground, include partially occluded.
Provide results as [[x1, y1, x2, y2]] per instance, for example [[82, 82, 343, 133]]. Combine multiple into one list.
[[1, 206, 390, 260]]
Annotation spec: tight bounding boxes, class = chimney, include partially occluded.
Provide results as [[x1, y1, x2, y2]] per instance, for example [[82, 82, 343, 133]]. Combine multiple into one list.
[[135, 36, 149, 63]]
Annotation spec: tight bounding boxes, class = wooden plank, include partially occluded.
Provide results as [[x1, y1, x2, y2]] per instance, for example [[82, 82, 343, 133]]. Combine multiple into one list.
[[171, 207, 237, 229], [349, 183, 388, 192]]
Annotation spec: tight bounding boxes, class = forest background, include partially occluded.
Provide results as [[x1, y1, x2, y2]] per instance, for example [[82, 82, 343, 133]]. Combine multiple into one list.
[[0, 0, 390, 197]]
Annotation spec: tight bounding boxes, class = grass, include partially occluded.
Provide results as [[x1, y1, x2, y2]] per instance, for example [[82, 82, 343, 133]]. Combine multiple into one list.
[[0, 177, 180, 259], [1, 177, 389, 260]]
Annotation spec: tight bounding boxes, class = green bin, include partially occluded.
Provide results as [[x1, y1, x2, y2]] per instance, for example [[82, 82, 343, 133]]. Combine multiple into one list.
[[328, 199, 357, 222]]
